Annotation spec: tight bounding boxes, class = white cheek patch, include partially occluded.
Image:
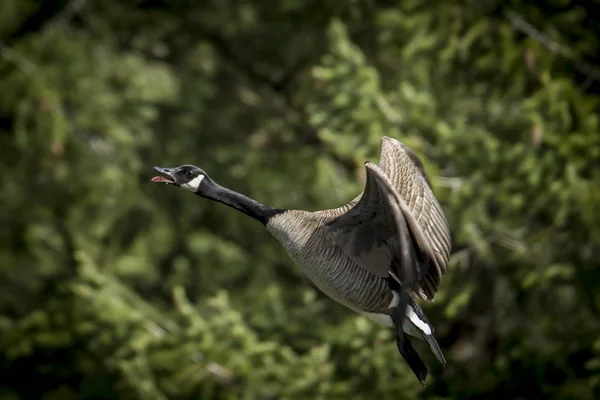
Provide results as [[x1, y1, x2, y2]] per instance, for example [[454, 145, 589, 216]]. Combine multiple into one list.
[[181, 175, 204, 192]]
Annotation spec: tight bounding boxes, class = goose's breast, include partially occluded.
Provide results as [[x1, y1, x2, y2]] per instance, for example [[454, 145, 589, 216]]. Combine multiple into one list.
[[267, 215, 391, 313]]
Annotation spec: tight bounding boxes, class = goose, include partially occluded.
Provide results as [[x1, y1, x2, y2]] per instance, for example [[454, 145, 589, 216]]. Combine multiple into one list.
[[151, 136, 451, 385]]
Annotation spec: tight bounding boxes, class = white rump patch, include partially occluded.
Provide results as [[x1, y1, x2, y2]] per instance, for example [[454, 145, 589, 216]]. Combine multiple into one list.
[[181, 174, 204, 192], [406, 305, 432, 335], [361, 294, 432, 336]]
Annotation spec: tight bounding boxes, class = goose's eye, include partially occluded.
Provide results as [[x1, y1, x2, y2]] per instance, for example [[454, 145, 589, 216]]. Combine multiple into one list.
[[186, 170, 193, 177]]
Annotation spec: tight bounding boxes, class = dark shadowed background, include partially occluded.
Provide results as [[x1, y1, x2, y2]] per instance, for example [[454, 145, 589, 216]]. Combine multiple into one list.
[[1, 0, 599, 399]]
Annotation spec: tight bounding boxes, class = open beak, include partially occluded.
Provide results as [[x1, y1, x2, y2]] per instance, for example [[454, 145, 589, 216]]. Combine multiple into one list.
[[151, 166, 176, 184]]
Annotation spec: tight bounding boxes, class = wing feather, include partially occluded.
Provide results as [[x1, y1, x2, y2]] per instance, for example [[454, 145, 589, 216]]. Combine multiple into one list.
[[326, 137, 451, 300]]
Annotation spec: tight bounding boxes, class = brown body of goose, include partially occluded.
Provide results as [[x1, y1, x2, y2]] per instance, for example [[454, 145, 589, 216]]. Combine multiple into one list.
[[267, 210, 394, 316], [151, 136, 452, 385]]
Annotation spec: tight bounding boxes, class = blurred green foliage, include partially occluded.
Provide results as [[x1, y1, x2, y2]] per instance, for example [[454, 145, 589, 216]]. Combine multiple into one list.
[[1, 0, 599, 399]]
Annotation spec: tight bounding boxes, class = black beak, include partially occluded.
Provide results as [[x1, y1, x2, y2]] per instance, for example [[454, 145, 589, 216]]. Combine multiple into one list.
[[151, 166, 176, 184]]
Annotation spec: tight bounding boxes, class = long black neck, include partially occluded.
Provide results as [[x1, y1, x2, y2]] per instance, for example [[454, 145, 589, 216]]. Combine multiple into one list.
[[197, 181, 285, 225]]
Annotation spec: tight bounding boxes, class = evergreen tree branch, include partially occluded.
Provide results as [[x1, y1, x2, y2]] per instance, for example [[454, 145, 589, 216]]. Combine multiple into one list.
[[504, 8, 600, 90], [190, 24, 358, 173]]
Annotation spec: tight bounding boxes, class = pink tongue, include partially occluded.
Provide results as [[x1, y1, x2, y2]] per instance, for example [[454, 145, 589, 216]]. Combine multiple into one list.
[[151, 176, 170, 183]]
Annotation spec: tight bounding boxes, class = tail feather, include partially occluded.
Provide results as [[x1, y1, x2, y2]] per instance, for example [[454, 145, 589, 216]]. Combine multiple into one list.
[[388, 289, 447, 383], [406, 299, 447, 367], [396, 332, 428, 386], [391, 299, 429, 385], [423, 333, 446, 366]]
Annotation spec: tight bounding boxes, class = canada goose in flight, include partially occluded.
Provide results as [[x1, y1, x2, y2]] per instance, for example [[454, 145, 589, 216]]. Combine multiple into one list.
[[151, 136, 451, 385]]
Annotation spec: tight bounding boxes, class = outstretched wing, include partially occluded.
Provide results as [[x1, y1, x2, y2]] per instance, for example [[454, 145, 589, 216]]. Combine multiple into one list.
[[326, 137, 451, 300]]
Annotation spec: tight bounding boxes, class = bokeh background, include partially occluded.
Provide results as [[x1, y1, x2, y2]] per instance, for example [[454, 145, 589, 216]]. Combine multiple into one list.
[[1, 1, 600, 399]]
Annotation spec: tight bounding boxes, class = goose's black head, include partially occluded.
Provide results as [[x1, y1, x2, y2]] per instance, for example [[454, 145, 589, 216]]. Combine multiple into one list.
[[151, 163, 285, 224], [151, 165, 208, 193]]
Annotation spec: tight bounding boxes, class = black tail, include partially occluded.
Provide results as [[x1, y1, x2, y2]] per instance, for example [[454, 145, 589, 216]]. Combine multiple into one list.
[[423, 333, 446, 366], [408, 299, 447, 367], [391, 308, 428, 385]]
